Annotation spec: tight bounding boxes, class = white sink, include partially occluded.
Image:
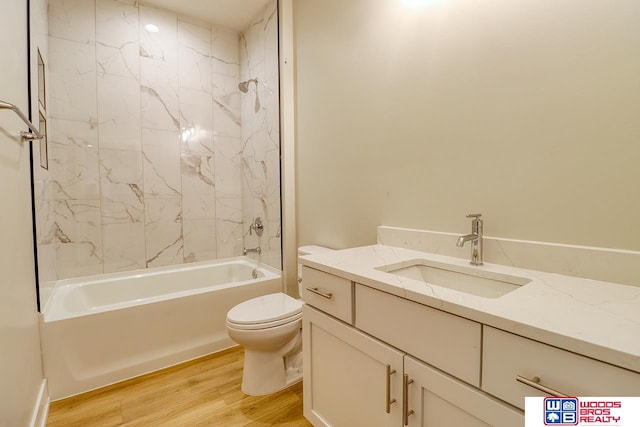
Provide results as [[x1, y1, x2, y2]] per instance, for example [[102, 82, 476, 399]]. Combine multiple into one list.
[[376, 259, 531, 298]]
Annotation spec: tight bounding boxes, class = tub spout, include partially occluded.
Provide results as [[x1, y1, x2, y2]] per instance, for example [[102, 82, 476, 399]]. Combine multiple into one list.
[[243, 247, 261, 256]]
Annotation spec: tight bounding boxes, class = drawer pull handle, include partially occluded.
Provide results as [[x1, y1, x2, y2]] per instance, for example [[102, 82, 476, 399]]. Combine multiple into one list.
[[385, 364, 396, 414], [307, 287, 333, 299], [516, 375, 566, 397], [403, 374, 414, 425]]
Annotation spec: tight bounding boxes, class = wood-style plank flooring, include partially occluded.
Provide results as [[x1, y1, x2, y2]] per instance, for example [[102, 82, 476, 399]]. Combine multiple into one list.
[[47, 346, 311, 426]]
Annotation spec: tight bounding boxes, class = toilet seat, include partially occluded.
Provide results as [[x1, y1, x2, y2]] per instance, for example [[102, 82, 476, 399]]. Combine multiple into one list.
[[226, 293, 303, 330]]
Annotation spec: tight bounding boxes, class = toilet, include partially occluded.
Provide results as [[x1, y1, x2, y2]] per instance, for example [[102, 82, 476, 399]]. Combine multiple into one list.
[[226, 245, 333, 396]]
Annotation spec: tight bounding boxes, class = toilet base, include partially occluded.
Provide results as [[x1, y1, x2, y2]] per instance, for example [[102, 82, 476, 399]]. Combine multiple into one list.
[[241, 334, 302, 396]]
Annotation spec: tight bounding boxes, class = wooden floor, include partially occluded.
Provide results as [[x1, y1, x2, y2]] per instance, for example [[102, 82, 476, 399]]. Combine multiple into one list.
[[47, 346, 312, 426]]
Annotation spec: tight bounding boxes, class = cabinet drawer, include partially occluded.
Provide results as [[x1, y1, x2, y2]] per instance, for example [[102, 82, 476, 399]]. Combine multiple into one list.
[[302, 266, 353, 324], [355, 284, 482, 386], [482, 326, 640, 410]]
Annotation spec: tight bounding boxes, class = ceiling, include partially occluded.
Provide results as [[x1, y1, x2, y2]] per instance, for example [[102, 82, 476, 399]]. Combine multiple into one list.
[[142, 0, 273, 31]]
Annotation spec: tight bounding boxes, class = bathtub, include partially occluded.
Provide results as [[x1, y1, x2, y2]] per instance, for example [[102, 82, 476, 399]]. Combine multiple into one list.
[[40, 257, 281, 400]]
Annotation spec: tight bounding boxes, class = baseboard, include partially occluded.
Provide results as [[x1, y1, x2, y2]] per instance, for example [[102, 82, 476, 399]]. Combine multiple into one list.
[[29, 379, 50, 427]]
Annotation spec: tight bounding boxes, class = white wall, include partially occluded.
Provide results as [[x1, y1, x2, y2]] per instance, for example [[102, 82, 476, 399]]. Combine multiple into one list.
[[0, 0, 46, 424], [294, 0, 640, 251]]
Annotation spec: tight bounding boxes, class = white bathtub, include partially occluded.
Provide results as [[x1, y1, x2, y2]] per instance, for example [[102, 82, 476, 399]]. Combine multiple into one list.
[[40, 257, 281, 400]]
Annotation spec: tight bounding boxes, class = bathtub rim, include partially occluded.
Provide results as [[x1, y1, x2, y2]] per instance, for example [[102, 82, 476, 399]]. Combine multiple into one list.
[[42, 256, 282, 323]]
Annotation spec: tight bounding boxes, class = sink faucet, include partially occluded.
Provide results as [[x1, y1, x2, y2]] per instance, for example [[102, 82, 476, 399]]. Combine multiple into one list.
[[456, 214, 483, 266]]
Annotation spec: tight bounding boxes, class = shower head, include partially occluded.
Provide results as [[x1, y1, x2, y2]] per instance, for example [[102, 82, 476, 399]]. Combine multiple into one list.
[[238, 78, 258, 93]]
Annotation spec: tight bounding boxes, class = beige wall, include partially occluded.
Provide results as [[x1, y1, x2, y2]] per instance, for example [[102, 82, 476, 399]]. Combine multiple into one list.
[[294, 0, 640, 251], [0, 0, 46, 424]]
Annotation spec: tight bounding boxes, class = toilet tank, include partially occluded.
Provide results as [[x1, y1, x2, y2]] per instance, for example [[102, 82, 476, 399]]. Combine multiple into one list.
[[297, 245, 334, 296]]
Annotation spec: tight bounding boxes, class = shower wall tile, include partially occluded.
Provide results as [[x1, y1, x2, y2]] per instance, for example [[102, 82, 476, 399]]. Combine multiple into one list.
[[49, 0, 96, 44], [33, 0, 58, 294], [49, 118, 100, 200], [100, 149, 144, 224], [35, 197, 59, 283], [102, 222, 146, 273], [139, 5, 178, 63], [144, 199, 183, 268], [48, 37, 97, 123], [55, 199, 103, 279], [179, 88, 214, 154], [181, 153, 216, 220], [97, 74, 142, 150], [213, 74, 241, 138], [240, 2, 281, 269], [142, 128, 182, 198], [145, 220, 183, 268], [140, 58, 180, 131], [97, 44, 140, 80], [215, 196, 244, 259], [212, 27, 240, 77], [96, 0, 139, 79], [96, 0, 139, 47], [264, 7, 279, 83], [183, 219, 217, 262], [178, 20, 212, 94], [145, 198, 182, 224], [214, 136, 242, 196], [47, 0, 281, 279]]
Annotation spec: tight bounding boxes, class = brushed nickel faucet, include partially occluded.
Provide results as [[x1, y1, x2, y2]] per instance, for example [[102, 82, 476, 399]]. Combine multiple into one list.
[[243, 247, 261, 256], [456, 214, 483, 266]]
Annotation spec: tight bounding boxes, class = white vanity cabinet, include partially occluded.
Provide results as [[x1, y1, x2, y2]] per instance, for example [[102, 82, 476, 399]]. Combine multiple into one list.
[[355, 283, 482, 386], [301, 244, 640, 426], [302, 267, 524, 427], [404, 355, 523, 427], [482, 326, 640, 410], [303, 304, 404, 426]]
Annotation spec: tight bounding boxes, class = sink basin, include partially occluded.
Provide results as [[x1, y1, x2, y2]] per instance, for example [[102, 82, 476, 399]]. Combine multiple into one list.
[[376, 260, 531, 298]]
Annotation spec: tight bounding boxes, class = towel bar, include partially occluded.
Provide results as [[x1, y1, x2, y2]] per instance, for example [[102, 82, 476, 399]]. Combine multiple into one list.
[[0, 99, 44, 142]]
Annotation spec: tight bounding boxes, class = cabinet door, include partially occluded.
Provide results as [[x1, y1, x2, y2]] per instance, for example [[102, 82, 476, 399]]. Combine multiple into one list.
[[404, 356, 523, 427], [303, 305, 404, 427]]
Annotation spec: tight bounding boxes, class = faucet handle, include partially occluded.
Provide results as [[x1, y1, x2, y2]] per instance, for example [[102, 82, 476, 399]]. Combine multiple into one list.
[[466, 213, 482, 219]]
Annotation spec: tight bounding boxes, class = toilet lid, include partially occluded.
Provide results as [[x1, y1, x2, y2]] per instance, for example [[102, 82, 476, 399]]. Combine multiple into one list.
[[227, 293, 303, 326]]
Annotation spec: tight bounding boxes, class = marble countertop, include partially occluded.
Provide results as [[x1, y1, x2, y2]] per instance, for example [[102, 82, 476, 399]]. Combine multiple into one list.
[[299, 244, 640, 374]]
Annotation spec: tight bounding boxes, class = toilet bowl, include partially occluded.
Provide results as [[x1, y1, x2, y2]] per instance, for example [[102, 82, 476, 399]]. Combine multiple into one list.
[[226, 293, 303, 395], [226, 245, 333, 396]]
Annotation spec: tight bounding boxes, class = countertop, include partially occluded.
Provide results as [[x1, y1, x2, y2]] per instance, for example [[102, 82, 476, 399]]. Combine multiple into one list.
[[299, 244, 640, 374]]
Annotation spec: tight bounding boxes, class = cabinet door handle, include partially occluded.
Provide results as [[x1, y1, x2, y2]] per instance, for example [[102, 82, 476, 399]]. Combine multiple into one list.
[[306, 287, 333, 299], [402, 374, 414, 425], [516, 375, 566, 397], [385, 364, 396, 414]]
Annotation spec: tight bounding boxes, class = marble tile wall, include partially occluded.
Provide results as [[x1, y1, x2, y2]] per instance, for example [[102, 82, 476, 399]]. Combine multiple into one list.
[[31, 0, 57, 306], [240, 2, 281, 269], [45, 0, 280, 280]]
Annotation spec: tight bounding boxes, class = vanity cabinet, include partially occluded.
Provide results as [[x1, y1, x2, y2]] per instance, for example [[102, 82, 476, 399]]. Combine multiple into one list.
[[301, 246, 640, 426], [301, 266, 353, 324], [303, 304, 403, 426], [404, 355, 522, 427], [302, 267, 523, 427], [355, 283, 481, 386], [482, 326, 640, 410]]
